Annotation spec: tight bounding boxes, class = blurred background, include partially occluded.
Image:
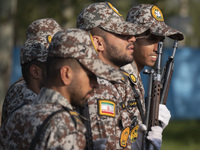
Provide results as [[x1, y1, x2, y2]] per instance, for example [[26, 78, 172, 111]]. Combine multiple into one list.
[[0, 0, 200, 149]]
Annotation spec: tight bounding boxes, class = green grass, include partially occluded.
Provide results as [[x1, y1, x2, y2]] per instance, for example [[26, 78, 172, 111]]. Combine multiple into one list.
[[162, 120, 200, 150]]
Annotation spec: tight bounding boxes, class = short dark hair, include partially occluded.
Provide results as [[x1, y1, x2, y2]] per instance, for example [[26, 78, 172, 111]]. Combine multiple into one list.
[[21, 60, 46, 85], [89, 27, 106, 38], [45, 57, 80, 82]]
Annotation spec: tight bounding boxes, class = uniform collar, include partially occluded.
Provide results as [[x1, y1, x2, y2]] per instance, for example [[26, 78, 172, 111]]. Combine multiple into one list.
[[35, 87, 73, 109]]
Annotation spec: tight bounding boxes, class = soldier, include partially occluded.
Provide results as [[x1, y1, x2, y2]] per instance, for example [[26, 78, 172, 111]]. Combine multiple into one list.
[[1, 18, 62, 123], [0, 28, 121, 149], [77, 2, 176, 149], [124, 4, 184, 149], [76, 2, 168, 149]]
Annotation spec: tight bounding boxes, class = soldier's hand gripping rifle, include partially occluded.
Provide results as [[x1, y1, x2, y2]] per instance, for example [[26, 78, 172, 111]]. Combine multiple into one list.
[[143, 40, 179, 150]]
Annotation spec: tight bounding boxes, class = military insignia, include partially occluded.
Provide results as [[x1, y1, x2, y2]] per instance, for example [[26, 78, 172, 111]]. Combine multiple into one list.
[[130, 125, 139, 143], [128, 100, 137, 108], [47, 35, 52, 43], [69, 110, 83, 125], [98, 100, 115, 117], [120, 102, 126, 110], [151, 6, 164, 21], [74, 116, 84, 125], [129, 74, 136, 83], [106, 2, 122, 16], [120, 127, 130, 148], [69, 110, 78, 116], [89, 33, 98, 53]]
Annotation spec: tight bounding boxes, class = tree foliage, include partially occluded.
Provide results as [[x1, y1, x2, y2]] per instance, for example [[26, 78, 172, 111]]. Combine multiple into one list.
[[14, 0, 200, 47]]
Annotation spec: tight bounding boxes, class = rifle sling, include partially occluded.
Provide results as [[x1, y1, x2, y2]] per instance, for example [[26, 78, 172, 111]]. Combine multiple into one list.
[[120, 70, 145, 124], [130, 81, 145, 124]]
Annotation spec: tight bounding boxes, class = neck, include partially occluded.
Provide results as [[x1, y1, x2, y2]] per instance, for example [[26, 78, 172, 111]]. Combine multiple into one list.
[[45, 82, 71, 103], [135, 61, 144, 73], [26, 82, 40, 94]]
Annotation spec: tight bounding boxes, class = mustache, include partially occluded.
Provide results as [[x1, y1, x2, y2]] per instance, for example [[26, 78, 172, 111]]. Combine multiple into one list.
[[126, 43, 134, 49]]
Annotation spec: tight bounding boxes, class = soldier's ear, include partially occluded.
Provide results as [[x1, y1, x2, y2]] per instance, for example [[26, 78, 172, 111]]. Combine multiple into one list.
[[60, 65, 73, 85], [92, 35, 105, 52], [30, 64, 41, 79]]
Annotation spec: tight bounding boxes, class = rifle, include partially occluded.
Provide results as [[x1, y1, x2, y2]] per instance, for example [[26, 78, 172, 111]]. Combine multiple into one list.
[[143, 40, 179, 150], [160, 40, 178, 104]]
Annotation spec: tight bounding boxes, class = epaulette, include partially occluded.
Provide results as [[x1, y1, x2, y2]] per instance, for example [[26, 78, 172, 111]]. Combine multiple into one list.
[[119, 69, 137, 85]]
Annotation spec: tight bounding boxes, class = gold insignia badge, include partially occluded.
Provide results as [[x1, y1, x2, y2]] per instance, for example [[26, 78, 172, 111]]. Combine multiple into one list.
[[130, 125, 139, 143], [120, 127, 130, 148], [106, 2, 122, 16], [151, 6, 164, 21], [47, 35, 52, 43], [130, 74, 136, 83], [89, 33, 98, 53]]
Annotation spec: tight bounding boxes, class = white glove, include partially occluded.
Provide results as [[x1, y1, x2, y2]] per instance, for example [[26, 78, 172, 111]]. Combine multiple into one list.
[[158, 104, 171, 129], [131, 124, 147, 150], [93, 138, 107, 150], [147, 126, 163, 150]]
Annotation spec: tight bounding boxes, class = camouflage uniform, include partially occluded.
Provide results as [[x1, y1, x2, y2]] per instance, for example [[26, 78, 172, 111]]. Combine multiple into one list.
[[1, 18, 62, 123], [0, 88, 87, 150], [1, 78, 37, 123], [76, 2, 150, 149], [0, 28, 123, 150]]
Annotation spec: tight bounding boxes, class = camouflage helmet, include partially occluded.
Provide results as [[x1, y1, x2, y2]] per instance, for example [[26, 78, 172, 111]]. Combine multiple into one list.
[[126, 4, 184, 40], [77, 2, 149, 36], [26, 18, 62, 40], [20, 36, 49, 65], [48, 28, 123, 81]]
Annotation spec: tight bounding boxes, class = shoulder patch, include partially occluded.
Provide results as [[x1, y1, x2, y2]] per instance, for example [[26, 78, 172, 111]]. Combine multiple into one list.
[[98, 99, 115, 117]]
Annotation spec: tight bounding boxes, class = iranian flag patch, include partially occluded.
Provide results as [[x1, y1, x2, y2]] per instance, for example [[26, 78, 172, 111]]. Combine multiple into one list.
[[98, 100, 115, 117]]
